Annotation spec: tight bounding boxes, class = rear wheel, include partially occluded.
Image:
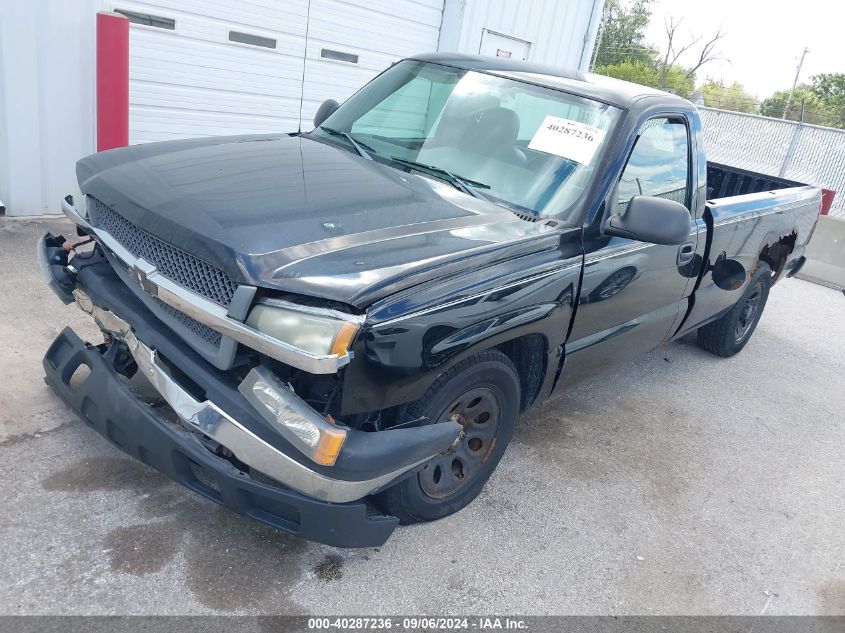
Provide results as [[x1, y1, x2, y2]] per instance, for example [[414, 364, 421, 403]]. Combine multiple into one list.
[[375, 350, 520, 524], [697, 261, 771, 357]]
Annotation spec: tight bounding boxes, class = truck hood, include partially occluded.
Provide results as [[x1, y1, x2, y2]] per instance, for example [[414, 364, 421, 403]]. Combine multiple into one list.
[[78, 134, 560, 308]]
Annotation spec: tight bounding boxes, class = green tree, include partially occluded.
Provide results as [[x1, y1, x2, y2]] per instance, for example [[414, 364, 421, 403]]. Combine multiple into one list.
[[594, 60, 695, 98], [592, 0, 658, 68], [809, 73, 845, 128], [591, 1, 724, 97], [699, 80, 758, 113], [760, 86, 829, 125]]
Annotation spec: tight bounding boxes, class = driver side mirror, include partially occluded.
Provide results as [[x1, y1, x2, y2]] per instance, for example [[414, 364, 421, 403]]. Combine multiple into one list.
[[313, 99, 340, 129], [603, 196, 690, 245]]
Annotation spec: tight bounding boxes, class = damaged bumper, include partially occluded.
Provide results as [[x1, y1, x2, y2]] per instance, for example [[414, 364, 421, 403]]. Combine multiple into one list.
[[39, 233, 460, 547], [44, 328, 396, 547]]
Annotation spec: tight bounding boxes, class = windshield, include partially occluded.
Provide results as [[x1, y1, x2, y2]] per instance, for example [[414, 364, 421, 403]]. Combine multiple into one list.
[[312, 60, 621, 221]]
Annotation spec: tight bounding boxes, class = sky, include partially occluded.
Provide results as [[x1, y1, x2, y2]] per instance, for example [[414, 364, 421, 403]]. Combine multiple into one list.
[[642, 0, 844, 98]]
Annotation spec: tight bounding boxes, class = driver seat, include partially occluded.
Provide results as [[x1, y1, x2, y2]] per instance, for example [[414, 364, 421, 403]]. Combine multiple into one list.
[[460, 107, 526, 166]]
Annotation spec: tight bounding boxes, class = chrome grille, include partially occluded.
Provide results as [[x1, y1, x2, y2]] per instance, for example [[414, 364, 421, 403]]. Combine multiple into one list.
[[152, 296, 223, 347], [89, 198, 239, 306]]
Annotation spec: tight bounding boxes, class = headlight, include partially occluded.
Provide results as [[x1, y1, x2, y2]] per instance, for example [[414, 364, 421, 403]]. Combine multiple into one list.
[[240, 366, 347, 466], [245, 301, 360, 358]]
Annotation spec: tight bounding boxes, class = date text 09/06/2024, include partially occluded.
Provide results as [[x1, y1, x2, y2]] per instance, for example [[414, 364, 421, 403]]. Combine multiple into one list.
[[307, 617, 528, 630]]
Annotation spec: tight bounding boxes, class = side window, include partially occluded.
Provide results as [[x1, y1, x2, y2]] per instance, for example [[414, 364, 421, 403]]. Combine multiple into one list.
[[617, 117, 689, 213]]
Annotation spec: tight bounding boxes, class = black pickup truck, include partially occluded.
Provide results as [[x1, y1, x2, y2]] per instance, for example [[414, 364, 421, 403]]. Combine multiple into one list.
[[39, 53, 821, 547]]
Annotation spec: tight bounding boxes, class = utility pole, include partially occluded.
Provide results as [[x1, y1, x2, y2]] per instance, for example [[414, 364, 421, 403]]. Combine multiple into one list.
[[782, 47, 809, 119], [588, 3, 607, 71]]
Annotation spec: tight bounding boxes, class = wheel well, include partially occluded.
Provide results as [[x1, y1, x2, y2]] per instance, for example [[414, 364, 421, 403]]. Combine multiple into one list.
[[759, 231, 797, 282], [495, 334, 547, 411]]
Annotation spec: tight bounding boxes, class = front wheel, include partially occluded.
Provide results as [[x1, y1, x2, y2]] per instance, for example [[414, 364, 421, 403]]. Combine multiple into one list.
[[697, 261, 771, 357], [375, 350, 520, 525]]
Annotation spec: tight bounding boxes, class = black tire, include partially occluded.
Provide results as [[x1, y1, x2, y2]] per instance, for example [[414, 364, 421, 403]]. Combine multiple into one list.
[[375, 350, 520, 525], [697, 261, 771, 357]]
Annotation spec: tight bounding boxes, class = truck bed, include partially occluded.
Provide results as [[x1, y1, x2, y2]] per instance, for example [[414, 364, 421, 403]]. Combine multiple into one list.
[[677, 169, 821, 338], [706, 162, 806, 200]]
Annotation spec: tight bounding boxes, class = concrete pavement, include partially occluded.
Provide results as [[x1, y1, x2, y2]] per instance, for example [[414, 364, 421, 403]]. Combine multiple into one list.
[[1, 217, 843, 615]]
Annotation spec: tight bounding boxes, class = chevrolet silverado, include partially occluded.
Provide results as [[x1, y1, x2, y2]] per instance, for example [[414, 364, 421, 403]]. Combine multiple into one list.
[[39, 53, 821, 547]]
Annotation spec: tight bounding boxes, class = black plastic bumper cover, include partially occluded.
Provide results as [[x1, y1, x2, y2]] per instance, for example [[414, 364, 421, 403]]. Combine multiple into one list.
[[43, 327, 398, 548]]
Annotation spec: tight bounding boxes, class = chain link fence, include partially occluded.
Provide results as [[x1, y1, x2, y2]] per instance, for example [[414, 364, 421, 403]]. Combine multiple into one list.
[[699, 108, 845, 216]]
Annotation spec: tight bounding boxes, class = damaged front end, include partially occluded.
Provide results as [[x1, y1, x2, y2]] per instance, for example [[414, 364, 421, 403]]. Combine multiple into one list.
[[37, 212, 460, 547]]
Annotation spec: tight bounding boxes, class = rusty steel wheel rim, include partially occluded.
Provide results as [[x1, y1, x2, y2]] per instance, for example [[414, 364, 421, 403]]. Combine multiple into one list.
[[419, 387, 502, 499]]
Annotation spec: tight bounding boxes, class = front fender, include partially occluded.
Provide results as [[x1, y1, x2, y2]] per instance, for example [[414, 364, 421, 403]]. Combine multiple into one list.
[[339, 253, 583, 415]]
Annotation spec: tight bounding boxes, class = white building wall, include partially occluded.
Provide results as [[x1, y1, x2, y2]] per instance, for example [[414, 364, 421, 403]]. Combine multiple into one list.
[[438, 0, 603, 70], [0, 0, 99, 216]]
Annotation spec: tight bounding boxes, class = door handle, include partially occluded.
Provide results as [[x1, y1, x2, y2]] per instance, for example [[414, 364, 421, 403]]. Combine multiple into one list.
[[676, 242, 695, 266]]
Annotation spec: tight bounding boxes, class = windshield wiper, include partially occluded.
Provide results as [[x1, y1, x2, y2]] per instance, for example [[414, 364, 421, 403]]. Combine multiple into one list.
[[388, 157, 490, 199], [318, 126, 374, 160]]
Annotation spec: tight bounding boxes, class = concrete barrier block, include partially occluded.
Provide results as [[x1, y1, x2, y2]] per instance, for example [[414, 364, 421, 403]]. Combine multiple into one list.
[[796, 215, 845, 290]]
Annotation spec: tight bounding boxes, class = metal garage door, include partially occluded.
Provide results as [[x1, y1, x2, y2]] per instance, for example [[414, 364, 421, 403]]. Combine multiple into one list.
[[110, 0, 444, 143], [300, 0, 445, 126], [113, 0, 308, 143]]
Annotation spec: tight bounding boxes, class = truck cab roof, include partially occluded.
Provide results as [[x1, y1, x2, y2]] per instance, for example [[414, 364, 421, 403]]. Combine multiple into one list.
[[408, 52, 694, 110]]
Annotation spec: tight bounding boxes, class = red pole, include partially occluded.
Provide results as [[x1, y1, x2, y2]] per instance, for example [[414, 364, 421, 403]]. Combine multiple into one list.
[[96, 11, 129, 151]]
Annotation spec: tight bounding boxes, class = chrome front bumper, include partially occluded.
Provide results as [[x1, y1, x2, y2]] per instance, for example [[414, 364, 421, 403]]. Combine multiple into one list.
[[124, 329, 425, 503], [64, 291, 456, 504]]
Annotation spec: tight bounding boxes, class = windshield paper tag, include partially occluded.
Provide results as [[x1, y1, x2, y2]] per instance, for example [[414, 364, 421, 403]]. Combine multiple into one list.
[[528, 116, 605, 165]]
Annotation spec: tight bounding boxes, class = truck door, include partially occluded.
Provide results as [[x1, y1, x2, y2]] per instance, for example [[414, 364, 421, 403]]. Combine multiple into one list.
[[556, 115, 699, 388]]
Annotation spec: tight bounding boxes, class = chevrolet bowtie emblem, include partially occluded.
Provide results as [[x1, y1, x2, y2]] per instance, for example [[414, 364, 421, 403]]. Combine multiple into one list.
[[129, 259, 159, 297]]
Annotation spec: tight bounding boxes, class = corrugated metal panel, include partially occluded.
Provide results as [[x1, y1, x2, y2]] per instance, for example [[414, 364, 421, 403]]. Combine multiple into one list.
[[451, 0, 599, 70], [117, 0, 444, 141], [300, 0, 444, 128], [114, 0, 308, 143]]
